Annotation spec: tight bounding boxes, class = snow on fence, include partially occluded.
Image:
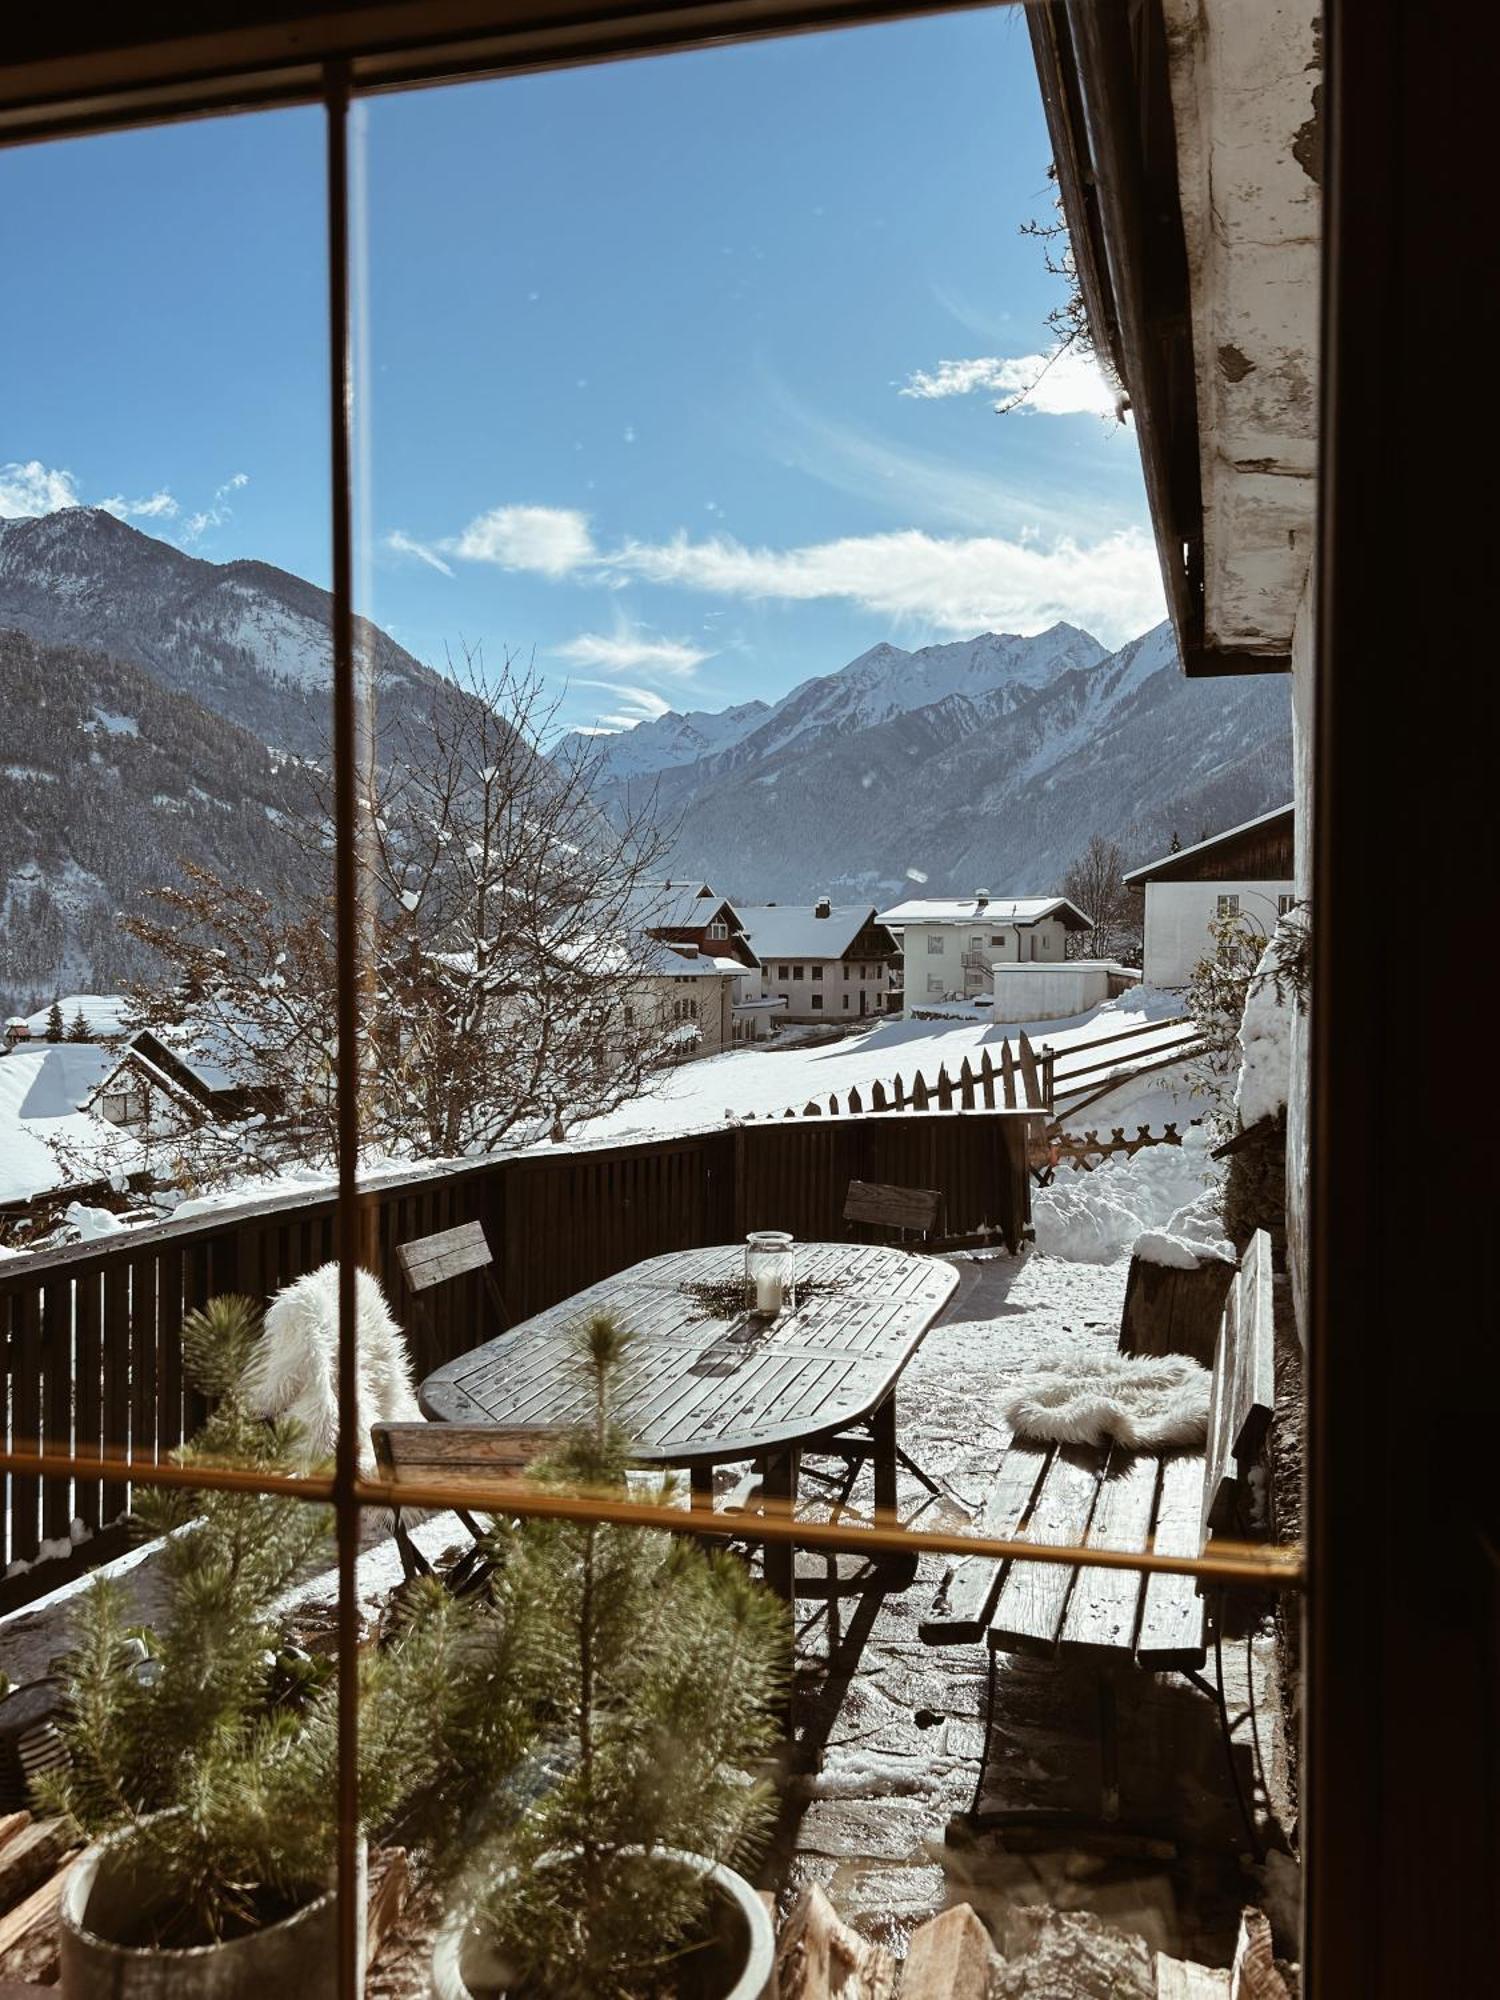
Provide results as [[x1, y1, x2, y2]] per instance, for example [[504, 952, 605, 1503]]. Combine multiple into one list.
[[0, 1107, 1031, 1604]]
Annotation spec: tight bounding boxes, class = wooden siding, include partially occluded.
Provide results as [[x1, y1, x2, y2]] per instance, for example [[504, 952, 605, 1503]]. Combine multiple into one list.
[[1127, 810, 1294, 888]]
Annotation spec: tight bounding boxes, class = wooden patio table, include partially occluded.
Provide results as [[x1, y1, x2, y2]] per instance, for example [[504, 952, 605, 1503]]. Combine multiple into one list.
[[418, 1241, 960, 1601]]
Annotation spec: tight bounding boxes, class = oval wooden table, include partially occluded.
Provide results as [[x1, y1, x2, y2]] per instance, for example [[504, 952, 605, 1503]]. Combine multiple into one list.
[[418, 1241, 960, 1603]]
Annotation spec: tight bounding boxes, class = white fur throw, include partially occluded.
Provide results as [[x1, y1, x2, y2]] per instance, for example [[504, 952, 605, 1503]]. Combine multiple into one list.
[[1002, 1350, 1212, 1451], [246, 1263, 423, 1476]]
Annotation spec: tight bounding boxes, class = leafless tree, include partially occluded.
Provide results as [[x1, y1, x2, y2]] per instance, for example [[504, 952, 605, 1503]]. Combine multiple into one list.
[[121, 650, 679, 1182], [1059, 833, 1141, 963]]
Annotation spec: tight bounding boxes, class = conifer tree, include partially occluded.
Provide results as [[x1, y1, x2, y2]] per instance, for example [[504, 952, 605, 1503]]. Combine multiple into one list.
[[44, 999, 64, 1041], [67, 1006, 91, 1041]]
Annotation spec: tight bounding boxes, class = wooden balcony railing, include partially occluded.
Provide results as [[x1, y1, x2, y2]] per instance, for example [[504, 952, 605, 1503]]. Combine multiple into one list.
[[0, 1108, 1030, 1605]]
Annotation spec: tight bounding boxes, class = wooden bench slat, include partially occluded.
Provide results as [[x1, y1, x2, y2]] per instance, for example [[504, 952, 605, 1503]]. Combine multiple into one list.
[[919, 1442, 1051, 1643], [1201, 1229, 1275, 1543], [842, 1180, 941, 1235], [1057, 1449, 1160, 1656], [988, 1443, 1107, 1655], [396, 1221, 493, 1292], [371, 1422, 561, 1487], [1137, 1450, 1209, 1667]]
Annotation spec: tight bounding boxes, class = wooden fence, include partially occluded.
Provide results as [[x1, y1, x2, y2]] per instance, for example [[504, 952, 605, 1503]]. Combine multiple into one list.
[[760, 1031, 1053, 1121], [0, 1108, 1030, 1604]]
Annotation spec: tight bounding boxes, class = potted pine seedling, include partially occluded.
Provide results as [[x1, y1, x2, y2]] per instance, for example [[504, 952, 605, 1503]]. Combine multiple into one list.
[[431, 1312, 786, 2000], [46, 1294, 538, 1999]]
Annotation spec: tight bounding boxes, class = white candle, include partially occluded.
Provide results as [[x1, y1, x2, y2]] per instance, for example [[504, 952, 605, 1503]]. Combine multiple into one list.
[[755, 1270, 784, 1316]]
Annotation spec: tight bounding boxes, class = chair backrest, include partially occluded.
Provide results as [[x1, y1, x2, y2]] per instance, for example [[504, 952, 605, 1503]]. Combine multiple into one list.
[[371, 1421, 563, 1490], [1118, 1249, 1236, 1367], [395, 1221, 508, 1344], [843, 1179, 943, 1238], [1200, 1228, 1277, 1543]]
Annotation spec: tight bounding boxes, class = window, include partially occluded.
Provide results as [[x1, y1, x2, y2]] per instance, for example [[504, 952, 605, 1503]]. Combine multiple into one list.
[[991, 933, 1005, 946], [708, 919, 728, 940], [1218, 894, 1242, 917], [778, 964, 790, 981], [622, 1004, 635, 1028], [926, 933, 945, 954], [792, 964, 804, 979], [1278, 893, 1297, 914], [810, 994, 822, 1010], [810, 965, 822, 981], [673, 997, 699, 1022], [844, 964, 851, 979], [100, 1085, 147, 1126], [842, 994, 850, 1009], [926, 974, 945, 996]]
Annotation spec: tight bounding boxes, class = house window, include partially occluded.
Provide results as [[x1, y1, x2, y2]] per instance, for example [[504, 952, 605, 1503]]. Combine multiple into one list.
[[623, 1005, 635, 1028], [844, 964, 851, 979], [926, 975, 945, 996], [842, 994, 850, 1010], [1217, 894, 1241, 917], [708, 920, 727, 940], [778, 964, 790, 981], [1278, 893, 1297, 915], [926, 934, 945, 954], [991, 934, 1005, 946], [810, 994, 823, 1010], [100, 1086, 147, 1127], [810, 966, 822, 981], [673, 997, 699, 1022]]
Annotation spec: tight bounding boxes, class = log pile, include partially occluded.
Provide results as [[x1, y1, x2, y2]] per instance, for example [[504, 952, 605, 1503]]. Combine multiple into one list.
[[770, 1888, 1296, 1999]]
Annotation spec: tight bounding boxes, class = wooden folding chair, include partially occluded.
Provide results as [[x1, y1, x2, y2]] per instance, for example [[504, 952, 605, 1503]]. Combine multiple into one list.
[[371, 1421, 562, 1592]]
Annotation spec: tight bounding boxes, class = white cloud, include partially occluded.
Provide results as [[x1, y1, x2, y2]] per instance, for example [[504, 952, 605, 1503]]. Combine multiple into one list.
[[601, 524, 1163, 645], [437, 501, 1164, 646], [181, 472, 251, 543], [453, 504, 596, 576], [552, 630, 712, 677], [574, 681, 674, 725], [385, 529, 454, 577], [98, 489, 179, 522], [0, 459, 82, 517], [899, 347, 1122, 419]]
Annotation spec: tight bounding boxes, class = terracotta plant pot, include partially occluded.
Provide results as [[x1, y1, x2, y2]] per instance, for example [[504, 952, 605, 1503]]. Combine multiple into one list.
[[59, 1815, 367, 1999], [430, 1845, 773, 2000]]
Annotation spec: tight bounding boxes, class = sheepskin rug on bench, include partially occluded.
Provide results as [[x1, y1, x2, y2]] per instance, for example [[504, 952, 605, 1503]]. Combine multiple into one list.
[[246, 1262, 423, 1477], [1002, 1350, 1211, 1452]]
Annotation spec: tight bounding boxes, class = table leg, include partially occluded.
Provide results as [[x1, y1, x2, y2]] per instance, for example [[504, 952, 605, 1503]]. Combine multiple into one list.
[[873, 1391, 898, 1524], [761, 1446, 799, 1606]]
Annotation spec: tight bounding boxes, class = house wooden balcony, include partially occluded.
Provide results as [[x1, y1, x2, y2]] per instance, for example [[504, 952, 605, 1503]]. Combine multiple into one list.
[[0, 1104, 1039, 1609]]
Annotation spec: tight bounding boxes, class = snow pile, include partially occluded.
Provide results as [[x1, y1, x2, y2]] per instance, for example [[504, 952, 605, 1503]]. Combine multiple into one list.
[[63, 1201, 125, 1240], [1033, 1125, 1231, 1266], [1236, 935, 1294, 1127]]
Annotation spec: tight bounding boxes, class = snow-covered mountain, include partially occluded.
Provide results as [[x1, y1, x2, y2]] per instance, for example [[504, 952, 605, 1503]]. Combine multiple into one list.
[[585, 620, 1292, 899], [560, 697, 770, 781], [0, 507, 443, 759]]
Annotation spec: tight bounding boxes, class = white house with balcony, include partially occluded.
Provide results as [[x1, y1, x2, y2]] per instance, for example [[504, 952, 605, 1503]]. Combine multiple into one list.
[[734, 900, 900, 1025], [1123, 805, 1295, 988], [878, 893, 1093, 1006]]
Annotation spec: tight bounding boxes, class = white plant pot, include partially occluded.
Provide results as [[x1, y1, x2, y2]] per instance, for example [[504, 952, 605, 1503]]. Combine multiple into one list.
[[59, 1814, 367, 1999], [430, 1845, 773, 2000]]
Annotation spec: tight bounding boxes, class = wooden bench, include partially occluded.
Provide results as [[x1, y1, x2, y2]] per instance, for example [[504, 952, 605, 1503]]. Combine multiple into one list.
[[843, 1179, 945, 1242], [920, 1229, 1276, 1832]]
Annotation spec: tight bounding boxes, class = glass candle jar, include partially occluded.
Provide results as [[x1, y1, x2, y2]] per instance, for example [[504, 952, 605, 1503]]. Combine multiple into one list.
[[745, 1230, 795, 1318]]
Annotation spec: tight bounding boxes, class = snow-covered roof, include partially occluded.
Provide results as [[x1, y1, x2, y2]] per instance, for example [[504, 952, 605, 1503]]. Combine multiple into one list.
[[877, 895, 1093, 931], [642, 941, 738, 980], [735, 904, 890, 960], [635, 881, 741, 932], [1122, 804, 1294, 885], [24, 994, 132, 1040], [0, 1043, 140, 1204]]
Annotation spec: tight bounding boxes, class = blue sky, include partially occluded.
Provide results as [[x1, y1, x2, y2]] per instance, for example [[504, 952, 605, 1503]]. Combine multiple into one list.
[[1, 7, 1161, 736]]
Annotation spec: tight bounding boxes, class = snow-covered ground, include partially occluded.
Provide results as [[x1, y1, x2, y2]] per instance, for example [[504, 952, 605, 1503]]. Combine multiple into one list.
[[565, 988, 1190, 1148], [1033, 1124, 1229, 1267]]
